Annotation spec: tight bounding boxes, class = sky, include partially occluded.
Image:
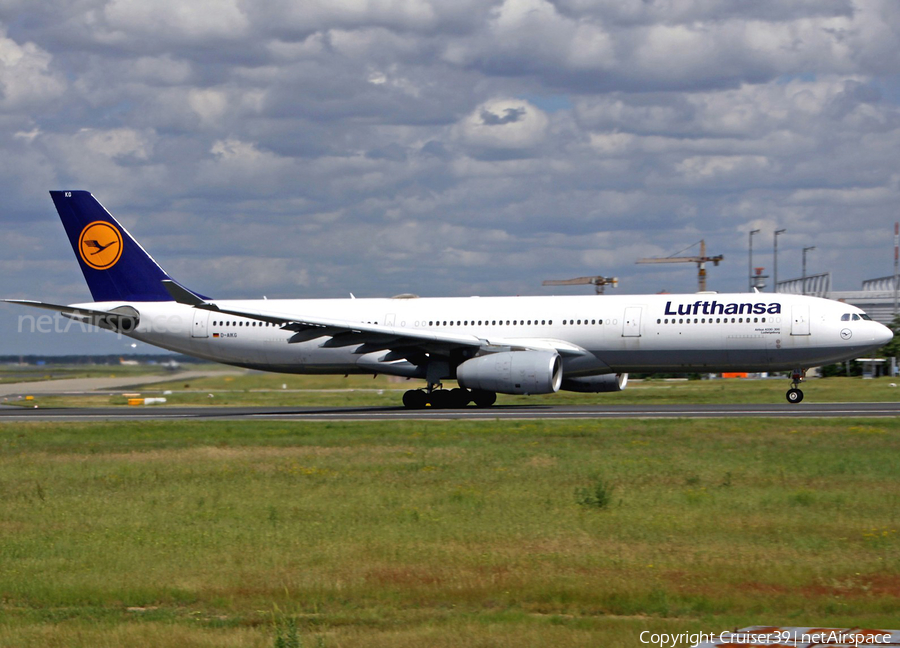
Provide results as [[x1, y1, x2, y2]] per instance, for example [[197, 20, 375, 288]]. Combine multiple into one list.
[[1, 0, 900, 354]]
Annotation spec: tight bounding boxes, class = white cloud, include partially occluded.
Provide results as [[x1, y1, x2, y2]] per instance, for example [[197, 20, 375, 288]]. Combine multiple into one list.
[[102, 0, 249, 40], [455, 98, 549, 150], [246, 0, 486, 35], [188, 89, 230, 128], [676, 154, 774, 181], [0, 32, 65, 110], [78, 127, 153, 160]]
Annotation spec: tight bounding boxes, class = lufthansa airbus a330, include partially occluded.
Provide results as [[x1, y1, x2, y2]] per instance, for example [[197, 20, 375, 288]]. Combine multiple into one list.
[[4, 191, 892, 408]]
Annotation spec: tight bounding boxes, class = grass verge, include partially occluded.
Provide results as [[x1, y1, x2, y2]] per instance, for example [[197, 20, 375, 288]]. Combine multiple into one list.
[[8, 375, 900, 409], [1, 418, 898, 646]]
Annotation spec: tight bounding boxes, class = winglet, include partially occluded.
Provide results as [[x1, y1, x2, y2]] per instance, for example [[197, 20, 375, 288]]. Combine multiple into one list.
[[162, 280, 206, 306]]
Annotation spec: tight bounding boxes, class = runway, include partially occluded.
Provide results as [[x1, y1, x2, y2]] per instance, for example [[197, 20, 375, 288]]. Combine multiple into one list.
[[3, 401, 900, 422]]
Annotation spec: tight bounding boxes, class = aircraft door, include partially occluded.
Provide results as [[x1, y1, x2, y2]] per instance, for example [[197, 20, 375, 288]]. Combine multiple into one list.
[[622, 306, 642, 337], [791, 305, 810, 336], [191, 309, 210, 338]]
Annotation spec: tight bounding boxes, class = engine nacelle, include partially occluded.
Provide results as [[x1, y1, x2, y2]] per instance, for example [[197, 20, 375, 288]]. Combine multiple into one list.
[[560, 373, 628, 393], [456, 351, 563, 395]]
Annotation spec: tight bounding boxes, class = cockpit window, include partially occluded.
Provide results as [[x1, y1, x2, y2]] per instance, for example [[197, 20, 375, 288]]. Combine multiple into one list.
[[852, 314, 861, 321], [841, 313, 851, 321], [861, 314, 872, 321]]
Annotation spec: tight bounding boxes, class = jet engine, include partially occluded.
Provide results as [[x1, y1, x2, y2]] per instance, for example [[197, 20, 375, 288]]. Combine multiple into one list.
[[560, 373, 628, 393], [456, 351, 562, 395]]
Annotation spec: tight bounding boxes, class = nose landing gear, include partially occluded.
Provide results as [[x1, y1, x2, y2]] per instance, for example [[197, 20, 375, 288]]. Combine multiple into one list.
[[786, 369, 806, 404]]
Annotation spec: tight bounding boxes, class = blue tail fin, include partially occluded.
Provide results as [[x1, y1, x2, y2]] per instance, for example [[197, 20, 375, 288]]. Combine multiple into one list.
[[51, 191, 182, 302]]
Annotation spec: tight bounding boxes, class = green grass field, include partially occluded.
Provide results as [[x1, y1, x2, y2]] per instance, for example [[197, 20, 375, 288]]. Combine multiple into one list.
[[8, 371, 900, 409], [0, 363, 180, 385], [1, 416, 898, 647]]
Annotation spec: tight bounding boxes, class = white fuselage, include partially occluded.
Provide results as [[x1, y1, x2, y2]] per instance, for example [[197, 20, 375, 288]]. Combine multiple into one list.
[[71, 292, 891, 378]]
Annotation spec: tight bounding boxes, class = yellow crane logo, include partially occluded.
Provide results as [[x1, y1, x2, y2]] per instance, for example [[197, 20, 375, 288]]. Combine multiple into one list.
[[78, 221, 123, 270]]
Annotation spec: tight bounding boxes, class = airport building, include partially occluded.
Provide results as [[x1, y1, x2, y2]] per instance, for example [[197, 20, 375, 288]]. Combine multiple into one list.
[[776, 273, 899, 325]]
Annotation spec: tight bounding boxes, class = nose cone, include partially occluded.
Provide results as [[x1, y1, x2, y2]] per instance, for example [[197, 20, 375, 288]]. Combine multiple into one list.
[[876, 322, 894, 346]]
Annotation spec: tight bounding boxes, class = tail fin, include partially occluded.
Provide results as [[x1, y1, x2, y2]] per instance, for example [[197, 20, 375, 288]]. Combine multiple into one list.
[[51, 191, 181, 302]]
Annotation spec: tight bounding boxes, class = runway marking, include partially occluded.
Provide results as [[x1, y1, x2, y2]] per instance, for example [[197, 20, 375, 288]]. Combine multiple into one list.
[[3, 402, 900, 422]]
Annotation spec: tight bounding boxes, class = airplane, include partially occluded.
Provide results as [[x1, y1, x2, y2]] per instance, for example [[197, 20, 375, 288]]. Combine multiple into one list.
[[3, 191, 893, 408]]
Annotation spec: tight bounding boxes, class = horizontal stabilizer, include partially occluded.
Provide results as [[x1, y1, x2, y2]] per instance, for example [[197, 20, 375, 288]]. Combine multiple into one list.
[[2, 299, 139, 332]]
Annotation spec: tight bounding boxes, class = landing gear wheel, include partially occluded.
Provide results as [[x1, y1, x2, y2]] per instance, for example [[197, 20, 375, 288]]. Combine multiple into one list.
[[786, 388, 804, 404], [449, 388, 471, 408], [429, 390, 454, 409], [403, 389, 428, 409], [471, 389, 497, 408]]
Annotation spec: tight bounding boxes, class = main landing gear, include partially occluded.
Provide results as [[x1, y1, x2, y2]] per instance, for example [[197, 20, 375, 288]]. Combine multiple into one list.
[[786, 369, 806, 404], [402, 385, 497, 409]]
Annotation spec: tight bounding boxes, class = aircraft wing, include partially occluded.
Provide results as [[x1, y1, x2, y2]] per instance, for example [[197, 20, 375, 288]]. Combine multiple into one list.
[[161, 281, 589, 358], [201, 301, 589, 357], [198, 300, 486, 351]]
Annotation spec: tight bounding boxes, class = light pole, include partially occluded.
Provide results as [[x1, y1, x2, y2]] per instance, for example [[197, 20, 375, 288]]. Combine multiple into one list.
[[894, 222, 898, 316], [802, 246, 815, 296], [749, 229, 760, 292], [773, 229, 785, 293]]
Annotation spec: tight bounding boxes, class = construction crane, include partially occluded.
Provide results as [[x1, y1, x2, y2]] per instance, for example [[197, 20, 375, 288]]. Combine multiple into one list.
[[542, 276, 618, 294], [636, 240, 723, 292]]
